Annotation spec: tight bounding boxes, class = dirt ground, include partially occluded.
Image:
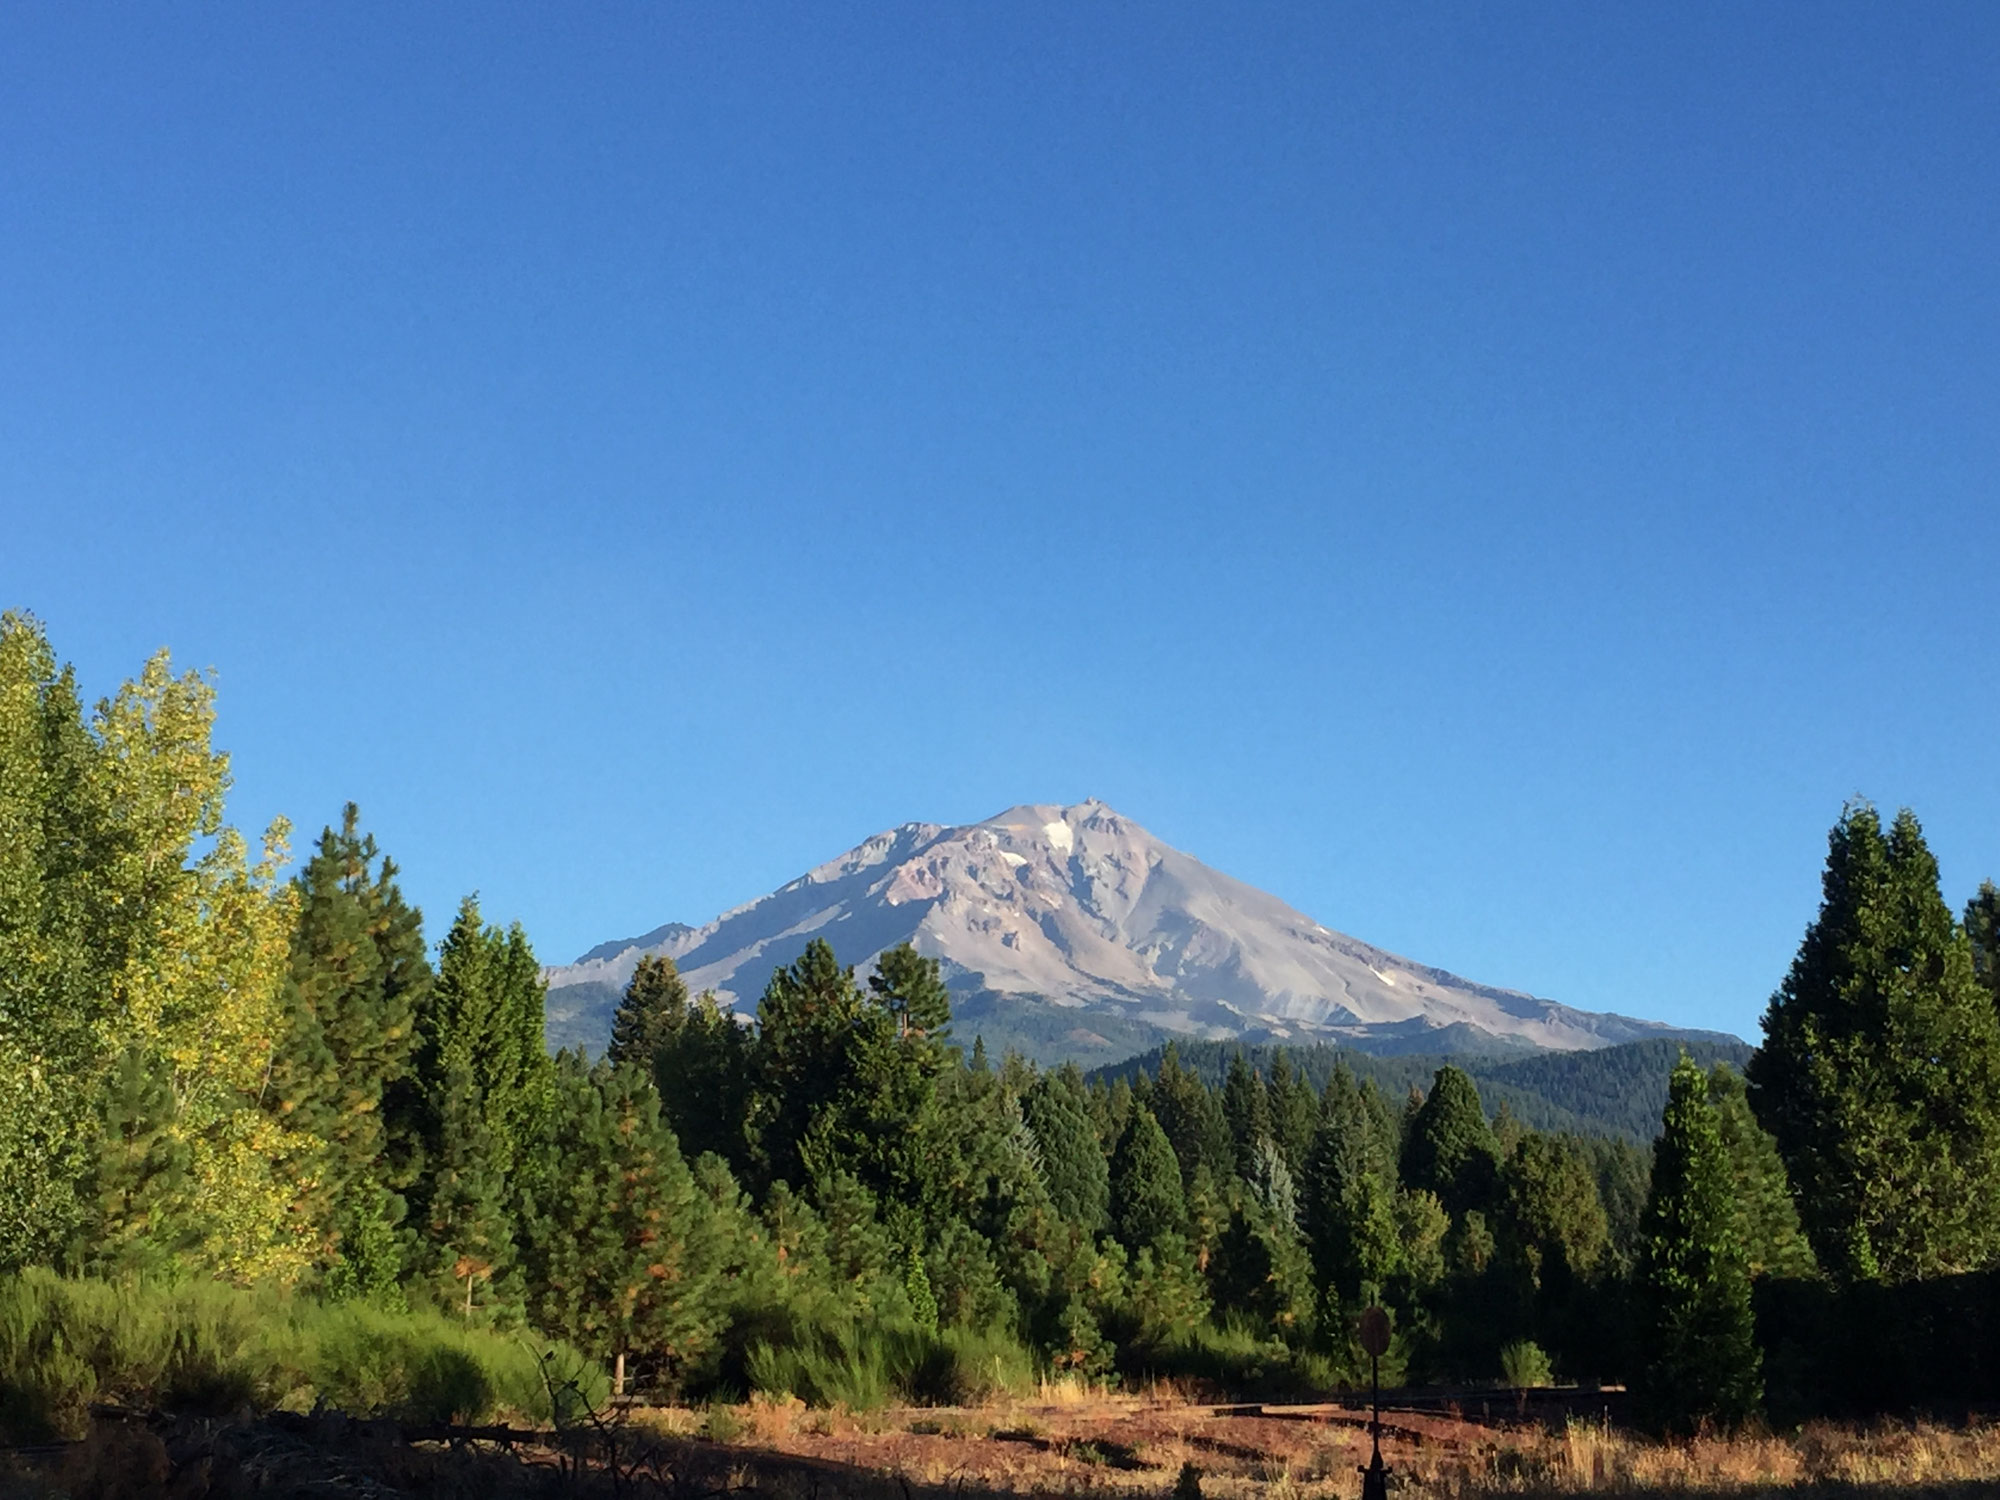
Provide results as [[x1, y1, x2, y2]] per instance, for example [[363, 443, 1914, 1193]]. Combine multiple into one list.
[[637, 1389, 1625, 1498], [12, 1393, 2000, 1498]]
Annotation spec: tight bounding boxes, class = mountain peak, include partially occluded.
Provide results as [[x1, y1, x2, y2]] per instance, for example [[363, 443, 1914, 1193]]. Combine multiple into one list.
[[543, 802, 1735, 1063]]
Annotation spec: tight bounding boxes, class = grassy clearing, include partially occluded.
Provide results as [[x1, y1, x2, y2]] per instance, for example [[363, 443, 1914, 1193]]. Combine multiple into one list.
[[9, 1393, 2000, 1498], [1426, 1418, 2000, 1497], [727, 1315, 1040, 1410], [0, 1268, 603, 1440], [626, 1393, 2000, 1499]]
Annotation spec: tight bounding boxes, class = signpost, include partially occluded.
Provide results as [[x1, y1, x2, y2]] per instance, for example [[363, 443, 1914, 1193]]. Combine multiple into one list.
[[1356, 1306, 1391, 1500]]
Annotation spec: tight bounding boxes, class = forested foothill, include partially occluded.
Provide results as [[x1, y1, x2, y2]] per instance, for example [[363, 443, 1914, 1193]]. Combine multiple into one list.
[[5, 612, 2000, 1445]]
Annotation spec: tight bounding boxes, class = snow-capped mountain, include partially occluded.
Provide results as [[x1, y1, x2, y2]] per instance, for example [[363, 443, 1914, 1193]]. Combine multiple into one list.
[[543, 800, 1734, 1062]]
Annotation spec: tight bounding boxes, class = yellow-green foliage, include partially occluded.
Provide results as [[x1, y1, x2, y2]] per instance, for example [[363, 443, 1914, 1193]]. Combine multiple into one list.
[[740, 1319, 1038, 1409], [0, 1270, 602, 1440]]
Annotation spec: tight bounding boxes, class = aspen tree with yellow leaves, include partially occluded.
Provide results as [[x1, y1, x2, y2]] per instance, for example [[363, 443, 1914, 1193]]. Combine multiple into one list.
[[0, 615, 107, 1270], [81, 649, 320, 1282]]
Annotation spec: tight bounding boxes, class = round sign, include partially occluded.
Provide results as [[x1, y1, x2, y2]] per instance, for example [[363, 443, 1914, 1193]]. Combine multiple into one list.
[[1357, 1305, 1391, 1358]]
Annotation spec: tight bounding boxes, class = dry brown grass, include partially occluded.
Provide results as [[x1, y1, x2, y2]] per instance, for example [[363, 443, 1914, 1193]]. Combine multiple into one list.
[[629, 1395, 2000, 1500], [12, 1401, 2000, 1498], [1421, 1417, 2000, 1497]]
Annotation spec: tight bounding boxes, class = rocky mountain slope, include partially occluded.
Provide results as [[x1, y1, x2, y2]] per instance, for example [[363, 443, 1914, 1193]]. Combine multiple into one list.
[[545, 800, 1736, 1063]]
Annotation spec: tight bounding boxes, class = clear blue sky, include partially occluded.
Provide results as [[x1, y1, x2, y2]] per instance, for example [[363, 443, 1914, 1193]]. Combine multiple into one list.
[[5, 5, 1996, 1042]]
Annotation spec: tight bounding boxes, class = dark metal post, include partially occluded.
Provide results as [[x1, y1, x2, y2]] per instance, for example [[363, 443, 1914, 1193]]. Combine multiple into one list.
[[1359, 1349, 1389, 1500]]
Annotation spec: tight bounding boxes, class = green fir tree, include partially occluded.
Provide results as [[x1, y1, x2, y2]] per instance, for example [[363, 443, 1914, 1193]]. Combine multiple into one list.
[[1749, 804, 2000, 1280], [1637, 1054, 1761, 1431], [275, 805, 429, 1293], [1706, 1065, 1816, 1280], [607, 953, 690, 1071], [1024, 1064, 1111, 1232], [1967, 880, 2000, 1007], [524, 1055, 724, 1390], [1221, 1052, 1273, 1183], [1401, 1066, 1500, 1220], [1111, 1105, 1187, 1252]]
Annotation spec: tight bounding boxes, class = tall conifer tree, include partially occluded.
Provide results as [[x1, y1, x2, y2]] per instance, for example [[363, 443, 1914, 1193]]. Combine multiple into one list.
[[1749, 804, 2000, 1280], [1967, 881, 2000, 1007], [749, 939, 864, 1191], [1266, 1052, 1317, 1175], [656, 991, 753, 1169], [1111, 1105, 1187, 1252], [272, 805, 430, 1294], [1638, 1055, 1761, 1430], [608, 953, 689, 1071], [1221, 1052, 1272, 1183], [1705, 1065, 1815, 1280], [1401, 1066, 1500, 1220], [1024, 1065, 1111, 1232], [1150, 1045, 1232, 1189], [524, 1056, 724, 1389], [405, 896, 552, 1304]]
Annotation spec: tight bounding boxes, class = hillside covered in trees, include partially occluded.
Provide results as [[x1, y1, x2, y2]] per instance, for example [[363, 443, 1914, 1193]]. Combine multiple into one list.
[[5, 612, 2000, 1437], [1092, 1036, 1755, 1143]]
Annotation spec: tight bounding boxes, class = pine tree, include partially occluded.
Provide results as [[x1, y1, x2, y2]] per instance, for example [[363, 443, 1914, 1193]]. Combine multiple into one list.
[[405, 897, 553, 1297], [1491, 1132, 1609, 1350], [655, 990, 752, 1169], [1748, 804, 2000, 1280], [524, 1056, 724, 1390], [415, 1064, 521, 1321], [274, 805, 430, 1293], [1266, 1052, 1317, 1176], [1967, 881, 2000, 1007], [1221, 1052, 1272, 1183], [1705, 1065, 1815, 1280], [1579, 1135, 1653, 1273], [1211, 1194, 1316, 1339], [1637, 1054, 1761, 1430], [414, 898, 553, 1183], [815, 1169, 909, 1322], [811, 955, 958, 1223], [1401, 1066, 1500, 1220], [1248, 1137, 1299, 1230], [748, 939, 865, 1191], [1495, 1133, 1609, 1289], [1391, 1185, 1450, 1297], [1150, 1045, 1232, 1188], [868, 942, 952, 1038], [1024, 1065, 1111, 1232], [76, 1046, 197, 1276], [607, 953, 689, 1071], [1111, 1105, 1187, 1252], [1302, 1062, 1399, 1300]]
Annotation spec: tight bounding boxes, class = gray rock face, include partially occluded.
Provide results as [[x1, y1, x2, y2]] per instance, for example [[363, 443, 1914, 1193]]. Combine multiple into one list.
[[545, 800, 1720, 1059]]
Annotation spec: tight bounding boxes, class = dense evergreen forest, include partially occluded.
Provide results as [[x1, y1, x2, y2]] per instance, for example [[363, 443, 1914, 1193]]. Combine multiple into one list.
[[1091, 1036, 1755, 1143], [5, 612, 2000, 1434]]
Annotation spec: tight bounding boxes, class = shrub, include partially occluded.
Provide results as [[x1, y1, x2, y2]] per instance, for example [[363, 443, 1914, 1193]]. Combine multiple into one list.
[[1501, 1339, 1554, 1390], [0, 1271, 599, 1441]]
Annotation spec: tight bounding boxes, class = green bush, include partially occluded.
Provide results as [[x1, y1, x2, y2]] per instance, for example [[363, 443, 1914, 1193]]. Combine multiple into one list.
[[0, 1270, 600, 1441], [933, 1327, 1037, 1404], [744, 1319, 904, 1408], [1501, 1339, 1554, 1389], [1113, 1317, 1320, 1398], [737, 1313, 1038, 1409]]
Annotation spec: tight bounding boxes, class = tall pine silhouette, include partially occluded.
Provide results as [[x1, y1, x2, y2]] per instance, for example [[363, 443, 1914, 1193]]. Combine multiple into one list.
[[1638, 1054, 1760, 1430], [1749, 804, 2000, 1280]]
